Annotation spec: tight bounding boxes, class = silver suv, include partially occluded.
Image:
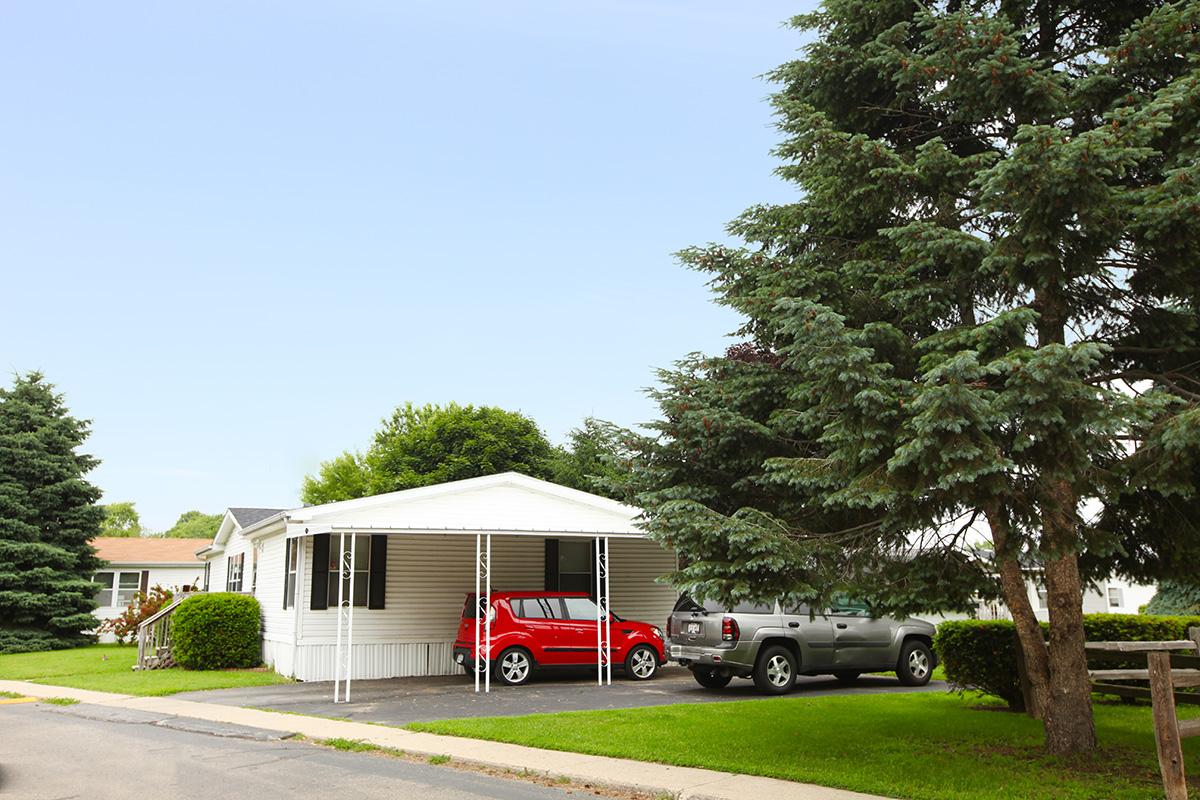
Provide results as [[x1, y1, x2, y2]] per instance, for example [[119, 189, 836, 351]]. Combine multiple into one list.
[[667, 596, 937, 694]]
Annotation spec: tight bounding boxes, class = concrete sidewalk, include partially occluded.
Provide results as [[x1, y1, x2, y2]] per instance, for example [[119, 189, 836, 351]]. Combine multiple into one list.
[[0, 679, 890, 800]]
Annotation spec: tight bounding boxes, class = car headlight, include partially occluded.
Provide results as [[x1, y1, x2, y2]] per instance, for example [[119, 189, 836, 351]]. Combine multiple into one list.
[[651, 626, 663, 639]]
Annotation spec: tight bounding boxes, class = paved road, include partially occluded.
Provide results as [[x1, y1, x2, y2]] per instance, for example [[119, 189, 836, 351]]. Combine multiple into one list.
[[176, 665, 946, 726], [0, 701, 577, 800]]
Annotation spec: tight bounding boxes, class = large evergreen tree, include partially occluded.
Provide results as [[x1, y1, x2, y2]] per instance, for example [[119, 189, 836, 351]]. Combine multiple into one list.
[[627, 1, 1200, 754], [0, 372, 104, 653]]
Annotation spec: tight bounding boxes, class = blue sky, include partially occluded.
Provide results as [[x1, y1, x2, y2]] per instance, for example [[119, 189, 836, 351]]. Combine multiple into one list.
[[1, 2, 812, 529]]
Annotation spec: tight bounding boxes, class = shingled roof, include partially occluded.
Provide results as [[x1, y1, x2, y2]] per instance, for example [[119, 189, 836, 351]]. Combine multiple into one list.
[[228, 507, 285, 528]]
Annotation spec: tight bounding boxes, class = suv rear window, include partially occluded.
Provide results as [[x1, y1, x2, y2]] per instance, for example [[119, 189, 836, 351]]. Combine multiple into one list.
[[673, 594, 776, 614]]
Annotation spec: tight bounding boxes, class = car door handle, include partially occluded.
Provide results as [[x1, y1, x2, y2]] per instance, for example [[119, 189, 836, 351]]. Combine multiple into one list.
[[836, 623, 848, 629], [788, 622, 800, 628]]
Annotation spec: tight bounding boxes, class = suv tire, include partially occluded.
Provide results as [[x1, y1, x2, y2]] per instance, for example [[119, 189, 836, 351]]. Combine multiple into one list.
[[691, 667, 732, 689], [896, 639, 933, 686], [753, 645, 797, 694], [833, 670, 860, 684], [624, 644, 659, 681], [495, 647, 534, 686]]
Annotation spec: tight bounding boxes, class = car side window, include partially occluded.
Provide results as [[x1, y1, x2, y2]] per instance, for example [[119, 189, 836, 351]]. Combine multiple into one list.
[[828, 597, 872, 617], [516, 598, 564, 619], [562, 597, 599, 620]]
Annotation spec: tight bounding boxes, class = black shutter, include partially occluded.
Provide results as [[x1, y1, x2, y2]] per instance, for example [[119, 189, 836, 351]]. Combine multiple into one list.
[[310, 534, 330, 610], [368, 535, 387, 610], [139, 570, 149, 595], [544, 538, 559, 591], [283, 540, 291, 610]]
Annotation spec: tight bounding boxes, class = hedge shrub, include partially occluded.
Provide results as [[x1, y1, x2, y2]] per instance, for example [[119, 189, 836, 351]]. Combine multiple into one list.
[[172, 593, 262, 670], [934, 614, 1200, 709]]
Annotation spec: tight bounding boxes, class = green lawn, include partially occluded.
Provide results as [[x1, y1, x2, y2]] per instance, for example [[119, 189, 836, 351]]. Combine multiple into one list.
[[0, 644, 291, 696], [410, 692, 1200, 800]]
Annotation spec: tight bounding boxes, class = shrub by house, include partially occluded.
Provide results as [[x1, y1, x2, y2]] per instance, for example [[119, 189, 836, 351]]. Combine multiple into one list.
[[172, 593, 262, 670]]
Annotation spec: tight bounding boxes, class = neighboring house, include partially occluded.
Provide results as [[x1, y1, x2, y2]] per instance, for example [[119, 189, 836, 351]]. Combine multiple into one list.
[[972, 575, 1158, 622], [91, 537, 208, 642], [196, 472, 678, 682]]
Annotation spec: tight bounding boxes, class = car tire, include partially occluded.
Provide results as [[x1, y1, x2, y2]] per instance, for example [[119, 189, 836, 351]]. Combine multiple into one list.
[[753, 645, 797, 694], [896, 639, 933, 686], [691, 666, 732, 689], [624, 644, 659, 681], [833, 670, 860, 684], [495, 647, 534, 686]]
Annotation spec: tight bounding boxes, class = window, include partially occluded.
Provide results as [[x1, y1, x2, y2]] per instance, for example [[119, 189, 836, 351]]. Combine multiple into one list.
[[1108, 587, 1124, 608], [829, 597, 871, 617], [558, 540, 592, 593], [283, 539, 299, 610], [203, 561, 211, 592], [226, 553, 244, 592], [92, 571, 142, 608], [93, 572, 115, 606], [326, 534, 371, 608], [563, 596, 600, 621], [250, 546, 259, 594], [516, 598, 563, 619], [1036, 584, 1048, 609]]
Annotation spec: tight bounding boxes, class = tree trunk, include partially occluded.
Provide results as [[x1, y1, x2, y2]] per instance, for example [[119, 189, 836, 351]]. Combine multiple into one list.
[[987, 506, 1051, 719], [1039, 479, 1097, 755]]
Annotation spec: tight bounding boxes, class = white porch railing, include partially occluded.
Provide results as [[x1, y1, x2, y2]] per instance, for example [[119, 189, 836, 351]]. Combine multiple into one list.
[[134, 592, 194, 670]]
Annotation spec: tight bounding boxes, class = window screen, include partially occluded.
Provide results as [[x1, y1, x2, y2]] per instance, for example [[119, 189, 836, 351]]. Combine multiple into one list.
[[326, 534, 370, 608]]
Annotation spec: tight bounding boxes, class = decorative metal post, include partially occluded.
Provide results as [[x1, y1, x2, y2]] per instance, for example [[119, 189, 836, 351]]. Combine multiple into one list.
[[475, 533, 492, 693], [596, 537, 611, 685], [333, 533, 356, 703]]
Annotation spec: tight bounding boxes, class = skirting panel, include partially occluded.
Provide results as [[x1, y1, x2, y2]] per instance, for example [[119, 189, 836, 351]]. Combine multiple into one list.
[[291, 641, 459, 682], [263, 638, 295, 678]]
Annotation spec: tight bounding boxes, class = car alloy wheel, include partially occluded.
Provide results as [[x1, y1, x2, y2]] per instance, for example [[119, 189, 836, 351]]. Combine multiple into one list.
[[766, 654, 792, 687], [908, 648, 930, 680], [498, 649, 531, 685], [630, 647, 656, 679]]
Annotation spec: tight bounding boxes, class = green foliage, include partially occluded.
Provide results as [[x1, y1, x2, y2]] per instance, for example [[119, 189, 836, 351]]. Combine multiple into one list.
[[159, 510, 222, 539], [41, 696, 78, 706], [544, 418, 631, 501], [623, 1, 1200, 618], [936, 615, 1200, 708], [302, 403, 557, 503], [0, 372, 104, 653], [171, 593, 261, 670], [1145, 580, 1200, 615], [98, 502, 142, 537]]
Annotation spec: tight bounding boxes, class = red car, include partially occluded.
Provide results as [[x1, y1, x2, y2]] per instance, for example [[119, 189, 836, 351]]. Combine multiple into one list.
[[452, 591, 666, 685]]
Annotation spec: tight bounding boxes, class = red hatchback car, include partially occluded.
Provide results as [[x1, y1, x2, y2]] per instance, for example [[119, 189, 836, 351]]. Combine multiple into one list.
[[452, 591, 666, 685]]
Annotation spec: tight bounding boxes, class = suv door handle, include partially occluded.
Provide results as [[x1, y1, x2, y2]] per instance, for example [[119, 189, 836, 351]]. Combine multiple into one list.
[[836, 623, 848, 629], [788, 621, 800, 628]]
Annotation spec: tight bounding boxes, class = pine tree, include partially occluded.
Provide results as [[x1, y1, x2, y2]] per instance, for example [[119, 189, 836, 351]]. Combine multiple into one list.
[[627, 1, 1200, 755], [0, 372, 104, 653]]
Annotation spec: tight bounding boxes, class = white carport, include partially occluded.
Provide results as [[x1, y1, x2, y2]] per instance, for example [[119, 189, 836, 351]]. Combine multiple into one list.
[[257, 473, 671, 703]]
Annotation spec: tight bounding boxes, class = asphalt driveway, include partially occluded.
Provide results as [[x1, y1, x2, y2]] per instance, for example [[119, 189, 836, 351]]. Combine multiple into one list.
[[175, 665, 946, 726]]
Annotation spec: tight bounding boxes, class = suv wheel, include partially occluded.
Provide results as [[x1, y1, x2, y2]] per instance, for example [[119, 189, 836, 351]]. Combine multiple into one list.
[[624, 644, 658, 681], [691, 666, 732, 689], [495, 647, 534, 686], [753, 645, 796, 694], [896, 640, 933, 686], [833, 670, 860, 684]]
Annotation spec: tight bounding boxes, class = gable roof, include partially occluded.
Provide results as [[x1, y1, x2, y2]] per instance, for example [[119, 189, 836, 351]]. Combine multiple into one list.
[[93, 537, 209, 565], [290, 472, 643, 535], [228, 507, 286, 528]]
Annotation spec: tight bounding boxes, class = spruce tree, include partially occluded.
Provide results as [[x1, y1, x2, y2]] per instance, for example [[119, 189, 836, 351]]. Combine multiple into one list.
[[628, 1, 1200, 754], [0, 372, 104, 652]]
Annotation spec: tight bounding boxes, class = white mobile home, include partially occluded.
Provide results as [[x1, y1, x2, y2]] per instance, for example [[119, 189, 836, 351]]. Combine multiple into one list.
[[196, 472, 678, 683]]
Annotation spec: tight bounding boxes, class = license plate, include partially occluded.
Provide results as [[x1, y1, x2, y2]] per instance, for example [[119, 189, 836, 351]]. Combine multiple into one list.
[[686, 622, 702, 634], [670, 645, 683, 657]]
